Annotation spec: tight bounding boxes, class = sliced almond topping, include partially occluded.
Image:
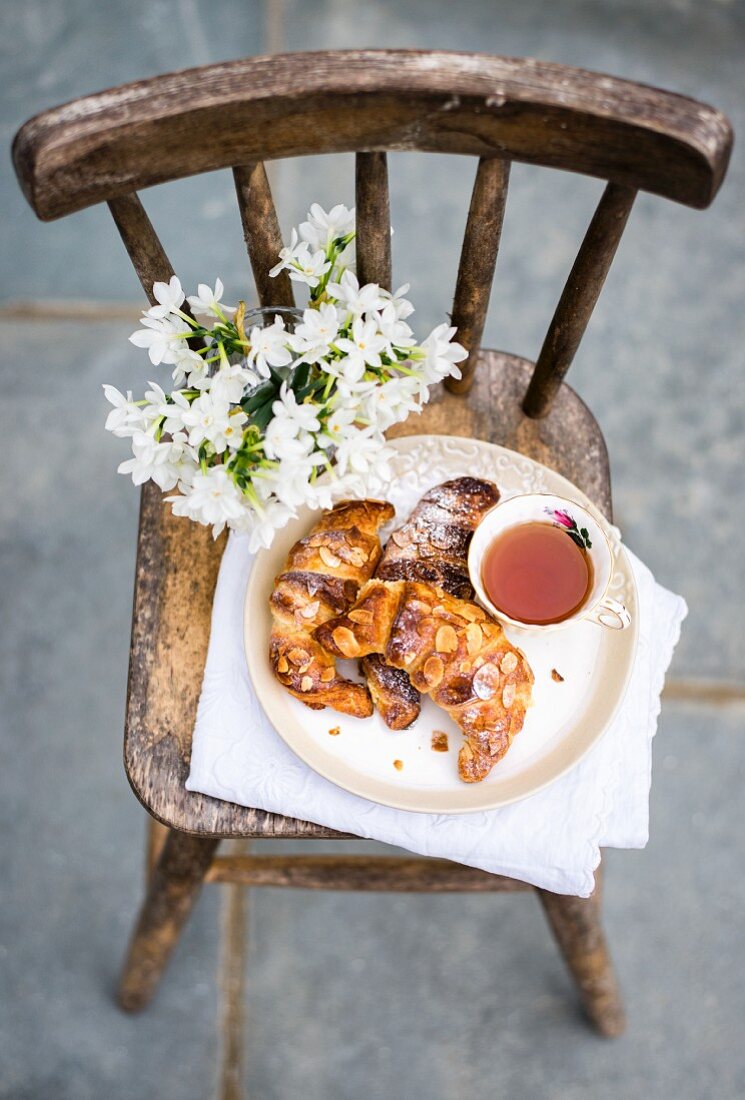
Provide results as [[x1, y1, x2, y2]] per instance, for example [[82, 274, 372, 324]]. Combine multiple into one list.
[[474, 655, 485, 669], [319, 545, 342, 569], [551, 668, 565, 683], [300, 676, 313, 692], [277, 656, 289, 674], [298, 661, 312, 674], [348, 608, 374, 625], [502, 683, 516, 708], [300, 600, 320, 620], [410, 599, 433, 614], [500, 651, 518, 673], [288, 647, 310, 665], [320, 667, 335, 682], [332, 626, 360, 657], [466, 622, 483, 656], [459, 659, 472, 675], [473, 664, 500, 700], [460, 604, 481, 622], [391, 529, 412, 548], [423, 655, 445, 688], [403, 651, 417, 666], [348, 548, 367, 567], [461, 742, 474, 760], [435, 624, 458, 653]]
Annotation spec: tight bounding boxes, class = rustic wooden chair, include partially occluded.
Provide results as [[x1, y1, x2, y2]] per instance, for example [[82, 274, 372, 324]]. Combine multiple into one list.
[[13, 50, 731, 1039]]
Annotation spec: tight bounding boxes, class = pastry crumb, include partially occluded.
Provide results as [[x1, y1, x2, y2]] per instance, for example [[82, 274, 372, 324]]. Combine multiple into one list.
[[551, 668, 565, 683], [328, 726, 341, 736], [393, 759, 404, 771], [431, 730, 449, 753]]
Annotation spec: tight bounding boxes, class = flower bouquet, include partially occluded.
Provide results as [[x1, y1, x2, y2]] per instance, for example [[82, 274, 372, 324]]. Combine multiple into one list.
[[105, 203, 467, 550]]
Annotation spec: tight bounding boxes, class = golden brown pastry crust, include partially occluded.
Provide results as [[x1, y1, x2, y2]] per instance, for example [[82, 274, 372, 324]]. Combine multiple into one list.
[[362, 478, 501, 730], [269, 499, 394, 717], [316, 579, 533, 781]]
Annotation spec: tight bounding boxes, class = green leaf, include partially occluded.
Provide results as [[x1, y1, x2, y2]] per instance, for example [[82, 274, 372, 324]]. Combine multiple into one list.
[[567, 530, 585, 550], [289, 362, 310, 394], [251, 402, 275, 431], [241, 380, 277, 413]]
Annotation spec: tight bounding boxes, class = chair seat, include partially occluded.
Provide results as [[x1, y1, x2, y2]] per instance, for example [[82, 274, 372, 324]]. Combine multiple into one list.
[[124, 349, 610, 838]]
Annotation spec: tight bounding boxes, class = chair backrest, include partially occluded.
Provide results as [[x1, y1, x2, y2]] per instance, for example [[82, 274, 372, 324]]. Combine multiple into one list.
[[12, 49, 732, 418]]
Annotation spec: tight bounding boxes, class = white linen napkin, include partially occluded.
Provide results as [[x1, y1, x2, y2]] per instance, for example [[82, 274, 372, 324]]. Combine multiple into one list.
[[186, 534, 686, 896]]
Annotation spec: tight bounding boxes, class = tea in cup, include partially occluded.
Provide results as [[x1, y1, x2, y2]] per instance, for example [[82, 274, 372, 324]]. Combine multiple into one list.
[[468, 493, 631, 632]]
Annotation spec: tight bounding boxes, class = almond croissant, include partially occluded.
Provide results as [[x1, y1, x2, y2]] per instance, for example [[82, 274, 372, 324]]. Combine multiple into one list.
[[315, 579, 533, 781], [362, 477, 500, 730], [270, 499, 394, 717]]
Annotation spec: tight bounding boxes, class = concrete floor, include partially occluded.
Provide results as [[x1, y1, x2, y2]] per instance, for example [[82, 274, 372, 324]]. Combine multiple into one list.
[[1, 0, 744, 1097]]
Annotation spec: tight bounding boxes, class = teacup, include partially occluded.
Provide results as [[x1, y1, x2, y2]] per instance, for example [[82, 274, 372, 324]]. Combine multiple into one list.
[[468, 492, 631, 632]]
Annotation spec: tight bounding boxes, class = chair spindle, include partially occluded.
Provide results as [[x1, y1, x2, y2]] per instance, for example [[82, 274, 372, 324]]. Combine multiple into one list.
[[523, 182, 637, 419], [108, 193, 180, 305], [355, 152, 392, 290], [233, 162, 294, 309], [445, 157, 510, 395]]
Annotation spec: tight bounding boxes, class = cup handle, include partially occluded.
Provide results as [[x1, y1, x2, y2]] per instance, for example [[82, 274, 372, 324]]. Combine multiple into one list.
[[586, 596, 631, 630]]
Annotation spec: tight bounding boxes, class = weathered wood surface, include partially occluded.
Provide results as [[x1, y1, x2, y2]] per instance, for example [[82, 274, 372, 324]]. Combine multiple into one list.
[[13, 51, 732, 220], [206, 854, 531, 891], [446, 157, 510, 394], [537, 871, 626, 1037], [355, 151, 392, 289], [124, 347, 610, 839], [523, 182, 637, 418], [108, 193, 178, 306], [119, 830, 220, 1011], [232, 161, 294, 308]]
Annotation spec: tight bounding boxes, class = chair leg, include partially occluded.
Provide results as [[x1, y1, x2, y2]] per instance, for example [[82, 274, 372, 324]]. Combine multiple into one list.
[[537, 873, 626, 1037], [119, 828, 220, 1012]]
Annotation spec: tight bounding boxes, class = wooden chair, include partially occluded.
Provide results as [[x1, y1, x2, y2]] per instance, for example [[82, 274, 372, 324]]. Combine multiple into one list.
[[13, 50, 731, 1038]]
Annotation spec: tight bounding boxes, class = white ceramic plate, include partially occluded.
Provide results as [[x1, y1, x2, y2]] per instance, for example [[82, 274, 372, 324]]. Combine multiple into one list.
[[244, 435, 639, 813]]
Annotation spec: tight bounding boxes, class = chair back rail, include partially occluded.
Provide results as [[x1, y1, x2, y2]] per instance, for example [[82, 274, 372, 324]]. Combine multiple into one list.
[[233, 162, 294, 308], [355, 151, 392, 291], [448, 156, 510, 394], [13, 49, 732, 417]]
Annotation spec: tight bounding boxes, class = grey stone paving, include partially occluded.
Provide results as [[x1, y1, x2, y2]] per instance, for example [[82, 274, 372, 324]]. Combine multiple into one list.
[[1, 0, 744, 1096]]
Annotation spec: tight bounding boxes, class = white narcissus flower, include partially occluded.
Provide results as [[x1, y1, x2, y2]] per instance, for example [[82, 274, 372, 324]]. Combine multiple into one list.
[[210, 362, 256, 404], [246, 317, 293, 378], [238, 498, 297, 553], [318, 402, 357, 451], [117, 431, 189, 491], [326, 270, 386, 317], [332, 426, 394, 487], [181, 392, 243, 454], [299, 203, 355, 251], [261, 451, 327, 509], [374, 302, 416, 350], [269, 229, 330, 289], [145, 276, 185, 320], [171, 345, 207, 388], [419, 323, 468, 390], [363, 376, 421, 432], [103, 385, 146, 438], [263, 384, 321, 461], [187, 278, 228, 317], [380, 283, 415, 321], [129, 316, 189, 367], [335, 317, 388, 378], [170, 465, 246, 538], [272, 383, 322, 434], [290, 303, 340, 363]]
